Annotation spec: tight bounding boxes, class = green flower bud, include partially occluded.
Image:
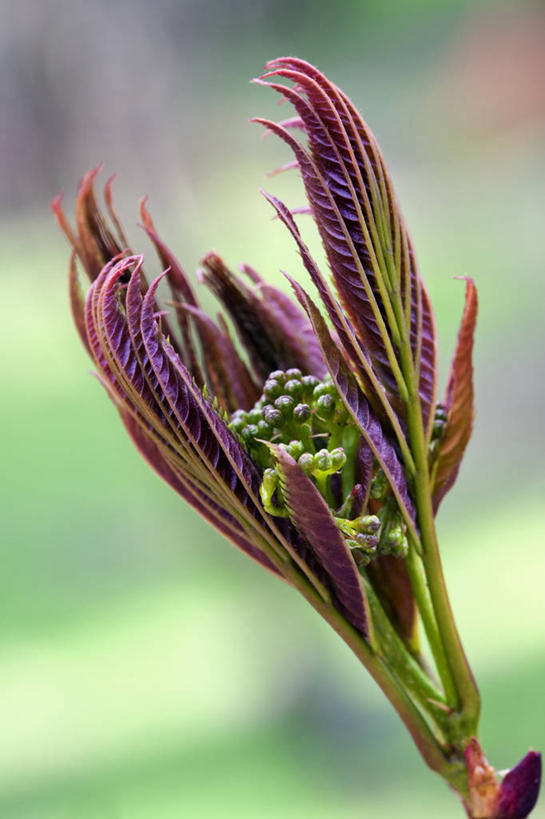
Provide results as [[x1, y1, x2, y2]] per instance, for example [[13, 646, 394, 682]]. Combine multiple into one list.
[[316, 393, 335, 418], [285, 368, 302, 380], [313, 381, 335, 399], [370, 470, 389, 499], [256, 419, 272, 438], [293, 403, 311, 422], [274, 395, 295, 417], [355, 533, 379, 551], [269, 370, 286, 382], [386, 526, 409, 558], [301, 374, 320, 394], [240, 424, 259, 444], [348, 545, 371, 567], [262, 405, 282, 426], [284, 379, 303, 398], [329, 447, 346, 471], [229, 411, 247, 433], [314, 448, 333, 472], [287, 440, 305, 460], [390, 532, 409, 559], [263, 379, 283, 400], [297, 452, 315, 473], [247, 407, 263, 424], [386, 527, 403, 546], [354, 514, 381, 534]]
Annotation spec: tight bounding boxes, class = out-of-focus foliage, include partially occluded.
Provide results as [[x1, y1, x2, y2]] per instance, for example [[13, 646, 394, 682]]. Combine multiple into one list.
[[1, 0, 544, 815]]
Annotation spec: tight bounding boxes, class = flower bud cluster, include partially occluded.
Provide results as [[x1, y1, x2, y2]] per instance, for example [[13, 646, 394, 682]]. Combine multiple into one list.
[[229, 369, 347, 470], [230, 369, 409, 568]]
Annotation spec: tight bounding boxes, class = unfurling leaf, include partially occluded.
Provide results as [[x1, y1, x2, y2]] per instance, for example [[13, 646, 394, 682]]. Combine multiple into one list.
[[254, 57, 437, 431]]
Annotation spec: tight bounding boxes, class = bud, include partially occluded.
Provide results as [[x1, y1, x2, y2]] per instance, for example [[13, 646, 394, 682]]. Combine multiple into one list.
[[284, 379, 302, 398], [297, 452, 315, 473], [386, 526, 409, 558], [351, 547, 371, 567], [262, 405, 282, 426], [370, 470, 389, 499], [316, 393, 335, 419], [240, 424, 259, 444], [229, 411, 247, 434], [314, 448, 332, 472], [263, 379, 283, 400], [256, 419, 272, 437], [259, 468, 288, 517], [247, 407, 263, 424], [301, 374, 320, 395], [287, 440, 305, 460], [354, 514, 381, 534], [293, 402, 311, 422], [329, 447, 346, 472], [313, 381, 335, 400], [274, 395, 295, 417], [285, 368, 302, 380]]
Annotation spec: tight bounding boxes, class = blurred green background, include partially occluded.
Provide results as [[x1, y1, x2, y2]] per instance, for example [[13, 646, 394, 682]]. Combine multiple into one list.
[[2, 0, 545, 816]]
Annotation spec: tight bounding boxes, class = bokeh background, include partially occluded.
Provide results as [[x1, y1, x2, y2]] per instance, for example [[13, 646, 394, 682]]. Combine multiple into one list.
[[2, 0, 545, 816]]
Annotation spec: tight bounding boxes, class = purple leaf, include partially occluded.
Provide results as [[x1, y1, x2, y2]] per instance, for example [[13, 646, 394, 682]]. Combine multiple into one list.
[[91, 256, 290, 573], [418, 280, 438, 436], [57, 166, 126, 281], [367, 556, 416, 645], [354, 440, 374, 514], [68, 251, 92, 355], [180, 303, 260, 412], [272, 445, 371, 637], [290, 279, 417, 539], [139, 198, 205, 386], [256, 58, 438, 432], [201, 252, 325, 380], [254, 67, 401, 395], [238, 259, 327, 378], [261, 191, 367, 370], [252, 281, 327, 378]]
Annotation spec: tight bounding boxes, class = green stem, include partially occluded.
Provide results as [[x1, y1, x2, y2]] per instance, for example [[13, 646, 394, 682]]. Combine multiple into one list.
[[362, 578, 451, 734], [243, 511, 469, 795], [278, 555, 468, 795], [387, 284, 480, 733], [405, 537, 458, 706], [399, 346, 480, 732]]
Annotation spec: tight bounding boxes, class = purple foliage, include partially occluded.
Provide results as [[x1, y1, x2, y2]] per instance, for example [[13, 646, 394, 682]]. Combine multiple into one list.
[[273, 446, 370, 637]]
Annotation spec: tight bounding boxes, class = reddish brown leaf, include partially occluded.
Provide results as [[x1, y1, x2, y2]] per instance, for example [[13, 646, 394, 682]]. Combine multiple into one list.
[[432, 278, 478, 510]]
